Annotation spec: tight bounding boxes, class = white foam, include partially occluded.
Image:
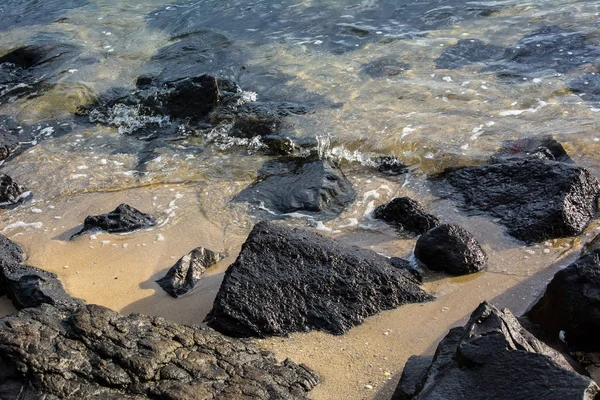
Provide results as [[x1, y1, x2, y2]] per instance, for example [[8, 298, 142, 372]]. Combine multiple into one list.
[[2, 221, 43, 232]]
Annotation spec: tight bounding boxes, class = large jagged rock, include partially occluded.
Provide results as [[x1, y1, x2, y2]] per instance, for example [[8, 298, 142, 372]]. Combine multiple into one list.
[[0, 303, 319, 399], [205, 221, 433, 338], [0, 234, 24, 266], [414, 224, 487, 276], [374, 197, 439, 235], [234, 157, 356, 220], [0, 173, 30, 208], [444, 159, 600, 244], [527, 249, 600, 352], [71, 203, 157, 239], [393, 302, 599, 400], [157, 247, 227, 298]]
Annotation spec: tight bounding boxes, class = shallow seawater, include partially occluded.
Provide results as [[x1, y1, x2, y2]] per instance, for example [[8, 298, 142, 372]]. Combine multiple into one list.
[[1, 0, 600, 398]]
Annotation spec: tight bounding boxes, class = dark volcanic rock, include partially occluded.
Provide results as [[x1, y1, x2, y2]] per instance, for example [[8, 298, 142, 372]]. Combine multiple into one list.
[[157, 247, 227, 298], [494, 136, 571, 163], [71, 203, 156, 239], [0, 173, 30, 208], [374, 197, 439, 235], [234, 157, 356, 220], [0, 303, 319, 399], [205, 221, 433, 337], [361, 58, 409, 78], [527, 249, 600, 352], [376, 156, 408, 176], [394, 301, 599, 400], [570, 73, 600, 104], [436, 39, 503, 69], [444, 159, 600, 243], [0, 263, 80, 310], [0, 37, 85, 104], [414, 224, 487, 276], [0, 234, 23, 266]]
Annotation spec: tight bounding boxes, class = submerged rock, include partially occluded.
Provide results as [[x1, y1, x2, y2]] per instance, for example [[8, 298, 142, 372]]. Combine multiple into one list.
[[374, 197, 439, 235], [527, 249, 600, 352], [436, 39, 503, 69], [394, 302, 599, 400], [414, 224, 487, 276], [0, 173, 30, 208], [0, 303, 319, 399], [71, 203, 156, 239], [205, 221, 432, 337], [361, 58, 409, 78], [570, 73, 600, 104], [234, 157, 356, 220], [494, 136, 571, 163], [444, 159, 600, 243], [0, 0, 91, 32], [157, 247, 227, 298], [376, 156, 408, 176]]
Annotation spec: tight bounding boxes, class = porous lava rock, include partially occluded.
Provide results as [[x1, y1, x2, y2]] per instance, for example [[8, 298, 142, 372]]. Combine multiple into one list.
[[374, 197, 439, 234], [71, 203, 157, 239]]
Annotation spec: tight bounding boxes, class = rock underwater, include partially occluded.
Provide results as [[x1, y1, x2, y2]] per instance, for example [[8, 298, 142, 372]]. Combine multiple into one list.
[[393, 301, 599, 400], [205, 221, 433, 338], [0, 235, 320, 399], [70, 203, 157, 239], [373, 197, 439, 235]]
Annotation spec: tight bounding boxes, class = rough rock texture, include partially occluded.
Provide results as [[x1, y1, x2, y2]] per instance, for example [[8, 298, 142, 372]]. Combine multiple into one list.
[[0, 173, 30, 208], [414, 224, 487, 276], [234, 157, 356, 220], [205, 221, 432, 337], [393, 302, 599, 400], [0, 303, 319, 399], [494, 136, 571, 163], [361, 58, 409, 78], [445, 159, 600, 243], [71, 203, 157, 239], [376, 156, 408, 176], [0, 234, 24, 265], [435, 39, 502, 69], [570, 73, 600, 104], [527, 249, 600, 352], [374, 197, 439, 234], [157, 247, 227, 298]]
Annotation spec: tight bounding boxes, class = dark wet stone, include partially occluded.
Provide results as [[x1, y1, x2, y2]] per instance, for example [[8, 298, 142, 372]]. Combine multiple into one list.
[[444, 159, 600, 243], [435, 39, 503, 69], [361, 58, 409, 78], [0, 235, 23, 266], [71, 204, 156, 239], [527, 249, 600, 352], [570, 73, 600, 103], [376, 156, 408, 176], [392, 355, 432, 400], [205, 221, 432, 338], [483, 26, 600, 82], [156, 247, 227, 298], [0, 0, 91, 32], [413, 3, 501, 28], [374, 197, 439, 235], [414, 224, 487, 276], [233, 157, 356, 220], [389, 257, 423, 283], [494, 136, 571, 163], [0, 173, 30, 208], [0, 302, 319, 399], [395, 301, 599, 400], [0, 37, 85, 104]]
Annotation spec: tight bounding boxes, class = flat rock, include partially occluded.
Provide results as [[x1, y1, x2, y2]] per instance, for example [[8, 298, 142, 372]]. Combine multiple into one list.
[[0, 173, 30, 208], [234, 156, 355, 220], [157, 247, 227, 298], [444, 159, 600, 243], [570, 73, 600, 104], [361, 58, 409, 78], [394, 301, 599, 400], [527, 249, 600, 352], [374, 197, 439, 235], [205, 221, 432, 337], [0, 303, 319, 399], [435, 39, 502, 69], [71, 203, 156, 239], [414, 224, 487, 276]]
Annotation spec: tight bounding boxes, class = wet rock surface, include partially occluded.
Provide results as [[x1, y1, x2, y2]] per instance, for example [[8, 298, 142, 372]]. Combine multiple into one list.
[[435, 39, 503, 69], [394, 301, 599, 400], [374, 197, 439, 235], [527, 249, 600, 352], [414, 224, 487, 276], [205, 221, 433, 338], [0, 173, 30, 208], [157, 247, 227, 298], [570, 73, 600, 104], [444, 159, 600, 244], [71, 203, 157, 239], [233, 156, 356, 220], [361, 58, 409, 78], [494, 136, 571, 163], [376, 156, 408, 176], [0, 234, 24, 266], [0, 303, 319, 399], [0, 0, 91, 32]]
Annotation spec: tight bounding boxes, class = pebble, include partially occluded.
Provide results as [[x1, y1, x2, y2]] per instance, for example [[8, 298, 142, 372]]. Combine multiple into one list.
[[364, 385, 373, 390]]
